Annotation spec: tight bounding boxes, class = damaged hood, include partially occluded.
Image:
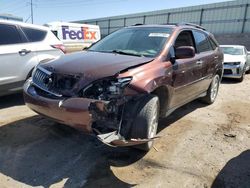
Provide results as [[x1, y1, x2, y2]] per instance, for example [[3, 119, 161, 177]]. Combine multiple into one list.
[[42, 51, 153, 80]]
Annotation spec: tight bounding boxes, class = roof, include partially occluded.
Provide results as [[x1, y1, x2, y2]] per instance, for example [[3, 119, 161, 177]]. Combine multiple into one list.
[[45, 21, 99, 28], [0, 19, 51, 31]]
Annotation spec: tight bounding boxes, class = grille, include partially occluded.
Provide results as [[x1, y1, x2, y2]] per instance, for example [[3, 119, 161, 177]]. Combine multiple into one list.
[[32, 67, 61, 96], [223, 69, 232, 75]]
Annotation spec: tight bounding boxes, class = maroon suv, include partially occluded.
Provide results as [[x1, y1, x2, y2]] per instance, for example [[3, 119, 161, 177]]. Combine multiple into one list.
[[24, 23, 223, 151]]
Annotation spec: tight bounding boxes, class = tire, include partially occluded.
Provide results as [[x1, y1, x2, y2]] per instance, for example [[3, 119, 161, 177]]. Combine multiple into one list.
[[200, 74, 220, 104], [130, 95, 159, 151], [238, 66, 246, 82], [238, 64, 246, 82]]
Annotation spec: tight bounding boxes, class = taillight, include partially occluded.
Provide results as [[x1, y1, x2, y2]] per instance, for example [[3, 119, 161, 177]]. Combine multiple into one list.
[[51, 44, 66, 54]]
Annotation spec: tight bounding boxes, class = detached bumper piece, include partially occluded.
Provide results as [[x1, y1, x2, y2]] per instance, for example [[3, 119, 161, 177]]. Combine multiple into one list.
[[96, 131, 159, 147]]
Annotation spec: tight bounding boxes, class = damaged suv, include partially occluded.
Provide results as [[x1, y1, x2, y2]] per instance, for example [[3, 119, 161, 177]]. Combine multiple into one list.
[[24, 23, 223, 151]]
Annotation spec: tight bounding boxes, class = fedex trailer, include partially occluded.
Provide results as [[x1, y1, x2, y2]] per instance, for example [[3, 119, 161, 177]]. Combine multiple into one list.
[[45, 22, 101, 53]]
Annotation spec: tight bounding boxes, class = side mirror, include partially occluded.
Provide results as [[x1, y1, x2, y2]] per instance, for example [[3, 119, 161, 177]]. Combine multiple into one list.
[[175, 46, 195, 59]]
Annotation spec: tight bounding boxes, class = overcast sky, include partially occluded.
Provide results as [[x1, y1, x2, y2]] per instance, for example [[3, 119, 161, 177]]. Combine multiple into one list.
[[0, 0, 231, 24]]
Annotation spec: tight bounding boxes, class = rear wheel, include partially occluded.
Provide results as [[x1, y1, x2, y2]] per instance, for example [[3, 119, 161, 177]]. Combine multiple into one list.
[[200, 74, 220, 104], [130, 95, 159, 151]]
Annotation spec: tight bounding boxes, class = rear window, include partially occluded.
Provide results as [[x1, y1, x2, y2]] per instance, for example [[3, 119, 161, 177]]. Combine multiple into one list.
[[192, 30, 212, 53], [208, 36, 219, 50], [21, 27, 47, 42], [0, 24, 22, 45]]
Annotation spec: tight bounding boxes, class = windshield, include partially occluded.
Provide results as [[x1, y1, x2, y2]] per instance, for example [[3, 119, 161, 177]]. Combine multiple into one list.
[[221, 47, 243, 55], [89, 27, 172, 57]]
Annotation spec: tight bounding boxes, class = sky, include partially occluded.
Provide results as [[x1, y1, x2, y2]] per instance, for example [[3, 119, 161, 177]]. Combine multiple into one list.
[[0, 0, 231, 25]]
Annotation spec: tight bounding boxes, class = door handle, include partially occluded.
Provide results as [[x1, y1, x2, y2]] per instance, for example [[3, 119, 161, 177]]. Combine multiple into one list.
[[214, 56, 219, 59], [19, 49, 31, 56], [196, 60, 203, 65]]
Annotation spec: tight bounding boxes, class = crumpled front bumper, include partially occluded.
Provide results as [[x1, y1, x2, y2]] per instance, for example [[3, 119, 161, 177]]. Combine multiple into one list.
[[23, 79, 99, 132], [23, 79, 157, 147]]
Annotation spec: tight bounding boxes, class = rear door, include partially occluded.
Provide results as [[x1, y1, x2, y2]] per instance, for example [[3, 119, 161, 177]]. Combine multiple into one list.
[[192, 30, 218, 92], [22, 27, 64, 60], [170, 30, 204, 108], [0, 23, 37, 89]]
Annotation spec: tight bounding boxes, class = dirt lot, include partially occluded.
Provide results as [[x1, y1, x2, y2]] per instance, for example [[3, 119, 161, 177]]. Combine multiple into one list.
[[0, 75, 250, 188]]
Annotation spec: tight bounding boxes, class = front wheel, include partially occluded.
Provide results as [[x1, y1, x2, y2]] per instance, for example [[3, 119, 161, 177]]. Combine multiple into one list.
[[238, 66, 246, 82], [200, 74, 220, 104], [130, 95, 159, 151]]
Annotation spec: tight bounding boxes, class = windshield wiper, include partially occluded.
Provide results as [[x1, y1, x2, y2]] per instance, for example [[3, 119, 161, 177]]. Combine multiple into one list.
[[111, 50, 144, 57]]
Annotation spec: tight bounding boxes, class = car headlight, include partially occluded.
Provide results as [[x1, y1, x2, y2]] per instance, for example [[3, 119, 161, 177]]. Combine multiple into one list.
[[81, 77, 132, 100]]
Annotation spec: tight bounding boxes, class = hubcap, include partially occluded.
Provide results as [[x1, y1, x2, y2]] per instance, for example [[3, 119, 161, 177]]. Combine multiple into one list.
[[148, 106, 158, 138], [211, 76, 219, 101]]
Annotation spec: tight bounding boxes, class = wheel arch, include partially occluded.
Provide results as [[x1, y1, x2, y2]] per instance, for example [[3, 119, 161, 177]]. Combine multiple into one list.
[[216, 68, 223, 80], [151, 85, 171, 118]]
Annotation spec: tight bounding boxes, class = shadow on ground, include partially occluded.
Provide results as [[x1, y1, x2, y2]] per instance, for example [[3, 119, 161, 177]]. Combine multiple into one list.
[[0, 93, 24, 109], [0, 95, 208, 187], [158, 100, 207, 132], [212, 150, 250, 188], [0, 115, 145, 188], [221, 78, 242, 84]]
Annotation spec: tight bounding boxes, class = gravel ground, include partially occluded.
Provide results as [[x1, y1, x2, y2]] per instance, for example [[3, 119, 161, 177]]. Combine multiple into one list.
[[0, 75, 249, 188]]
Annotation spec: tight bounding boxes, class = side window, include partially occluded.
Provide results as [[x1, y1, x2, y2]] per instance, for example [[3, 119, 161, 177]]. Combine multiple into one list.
[[21, 27, 47, 42], [174, 30, 195, 48], [192, 30, 212, 53], [0, 24, 22, 45], [208, 36, 218, 50]]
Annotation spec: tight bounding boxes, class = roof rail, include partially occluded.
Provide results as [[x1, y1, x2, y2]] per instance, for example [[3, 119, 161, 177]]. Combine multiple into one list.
[[178, 22, 206, 30]]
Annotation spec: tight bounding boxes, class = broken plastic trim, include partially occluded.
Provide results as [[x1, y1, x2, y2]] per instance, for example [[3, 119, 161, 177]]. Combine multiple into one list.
[[96, 131, 160, 147]]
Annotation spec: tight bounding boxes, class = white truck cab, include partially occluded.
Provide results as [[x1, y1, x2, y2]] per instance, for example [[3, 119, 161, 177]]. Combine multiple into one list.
[[45, 22, 101, 53]]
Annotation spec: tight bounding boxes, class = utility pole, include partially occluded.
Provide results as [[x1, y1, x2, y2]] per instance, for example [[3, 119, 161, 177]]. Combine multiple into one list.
[[31, 0, 33, 23]]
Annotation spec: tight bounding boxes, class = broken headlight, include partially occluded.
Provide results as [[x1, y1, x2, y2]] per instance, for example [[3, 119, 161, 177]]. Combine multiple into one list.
[[81, 77, 132, 100]]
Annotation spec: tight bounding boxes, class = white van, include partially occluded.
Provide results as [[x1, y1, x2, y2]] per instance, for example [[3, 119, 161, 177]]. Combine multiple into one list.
[[45, 22, 101, 53]]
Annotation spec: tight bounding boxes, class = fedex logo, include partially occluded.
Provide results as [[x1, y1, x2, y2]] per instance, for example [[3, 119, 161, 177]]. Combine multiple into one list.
[[62, 26, 97, 40]]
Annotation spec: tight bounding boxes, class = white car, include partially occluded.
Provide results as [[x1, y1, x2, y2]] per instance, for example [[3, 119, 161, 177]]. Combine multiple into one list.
[[0, 20, 65, 96], [220, 45, 250, 82]]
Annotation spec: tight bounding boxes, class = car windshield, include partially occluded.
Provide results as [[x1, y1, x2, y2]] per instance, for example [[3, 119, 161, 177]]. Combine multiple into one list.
[[221, 47, 243, 55], [89, 27, 172, 57]]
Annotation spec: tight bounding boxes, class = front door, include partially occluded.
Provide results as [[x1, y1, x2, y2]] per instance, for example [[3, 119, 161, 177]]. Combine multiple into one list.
[[169, 30, 204, 108]]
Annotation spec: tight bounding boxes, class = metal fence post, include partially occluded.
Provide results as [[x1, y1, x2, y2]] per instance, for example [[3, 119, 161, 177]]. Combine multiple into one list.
[[143, 15, 146, 24], [167, 13, 170, 23], [108, 19, 111, 34], [242, 4, 248, 33], [199, 9, 204, 26]]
